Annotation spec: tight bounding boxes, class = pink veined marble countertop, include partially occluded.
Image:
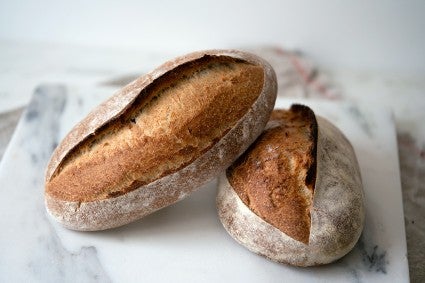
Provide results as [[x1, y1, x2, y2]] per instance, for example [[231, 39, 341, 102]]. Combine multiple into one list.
[[0, 41, 424, 281]]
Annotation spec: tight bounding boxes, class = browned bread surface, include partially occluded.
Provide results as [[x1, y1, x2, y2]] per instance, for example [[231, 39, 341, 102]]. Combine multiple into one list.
[[217, 104, 364, 266], [44, 50, 278, 231], [46, 56, 264, 202], [227, 105, 317, 244]]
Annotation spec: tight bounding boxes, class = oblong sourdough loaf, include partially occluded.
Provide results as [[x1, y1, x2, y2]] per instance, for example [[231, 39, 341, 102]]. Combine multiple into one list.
[[217, 105, 364, 266], [45, 50, 277, 231]]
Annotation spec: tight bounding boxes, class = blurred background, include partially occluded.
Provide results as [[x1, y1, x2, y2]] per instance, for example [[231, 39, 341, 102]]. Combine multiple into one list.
[[1, 0, 424, 73]]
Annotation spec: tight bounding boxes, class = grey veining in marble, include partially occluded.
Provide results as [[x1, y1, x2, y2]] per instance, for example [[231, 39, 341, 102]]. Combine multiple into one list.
[[0, 107, 23, 160], [1, 42, 422, 281], [0, 85, 408, 282], [0, 86, 111, 282]]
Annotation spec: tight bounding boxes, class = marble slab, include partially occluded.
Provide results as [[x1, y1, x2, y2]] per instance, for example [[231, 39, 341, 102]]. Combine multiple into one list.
[[0, 85, 408, 282]]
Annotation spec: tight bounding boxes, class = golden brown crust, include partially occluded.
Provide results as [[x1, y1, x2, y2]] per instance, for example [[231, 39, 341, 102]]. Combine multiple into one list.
[[227, 105, 318, 244], [217, 105, 365, 266], [44, 49, 278, 231], [46, 56, 264, 202]]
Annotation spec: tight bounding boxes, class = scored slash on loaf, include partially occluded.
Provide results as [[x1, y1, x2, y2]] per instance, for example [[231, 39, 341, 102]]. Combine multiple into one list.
[[217, 105, 365, 267], [44, 50, 278, 231]]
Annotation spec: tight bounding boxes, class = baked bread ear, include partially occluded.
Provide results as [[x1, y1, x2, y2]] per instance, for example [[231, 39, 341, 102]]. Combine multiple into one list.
[[45, 50, 277, 231], [217, 105, 364, 266]]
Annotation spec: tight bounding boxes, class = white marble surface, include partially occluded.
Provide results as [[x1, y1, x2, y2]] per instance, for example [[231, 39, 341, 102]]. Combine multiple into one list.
[[0, 84, 408, 282]]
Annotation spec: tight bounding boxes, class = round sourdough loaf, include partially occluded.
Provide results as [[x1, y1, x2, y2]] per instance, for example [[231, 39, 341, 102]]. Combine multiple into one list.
[[45, 50, 277, 231], [217, 105, 364, 266]]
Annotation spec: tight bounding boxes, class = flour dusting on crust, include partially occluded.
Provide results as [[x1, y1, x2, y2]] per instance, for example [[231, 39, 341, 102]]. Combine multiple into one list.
[[217, 116, 364, 266], [45, 50, 277, 231]]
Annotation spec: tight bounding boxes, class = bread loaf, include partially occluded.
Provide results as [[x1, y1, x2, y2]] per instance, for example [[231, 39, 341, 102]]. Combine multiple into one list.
[[45, 50, 277, 231], [217, 104, 364, 266]]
